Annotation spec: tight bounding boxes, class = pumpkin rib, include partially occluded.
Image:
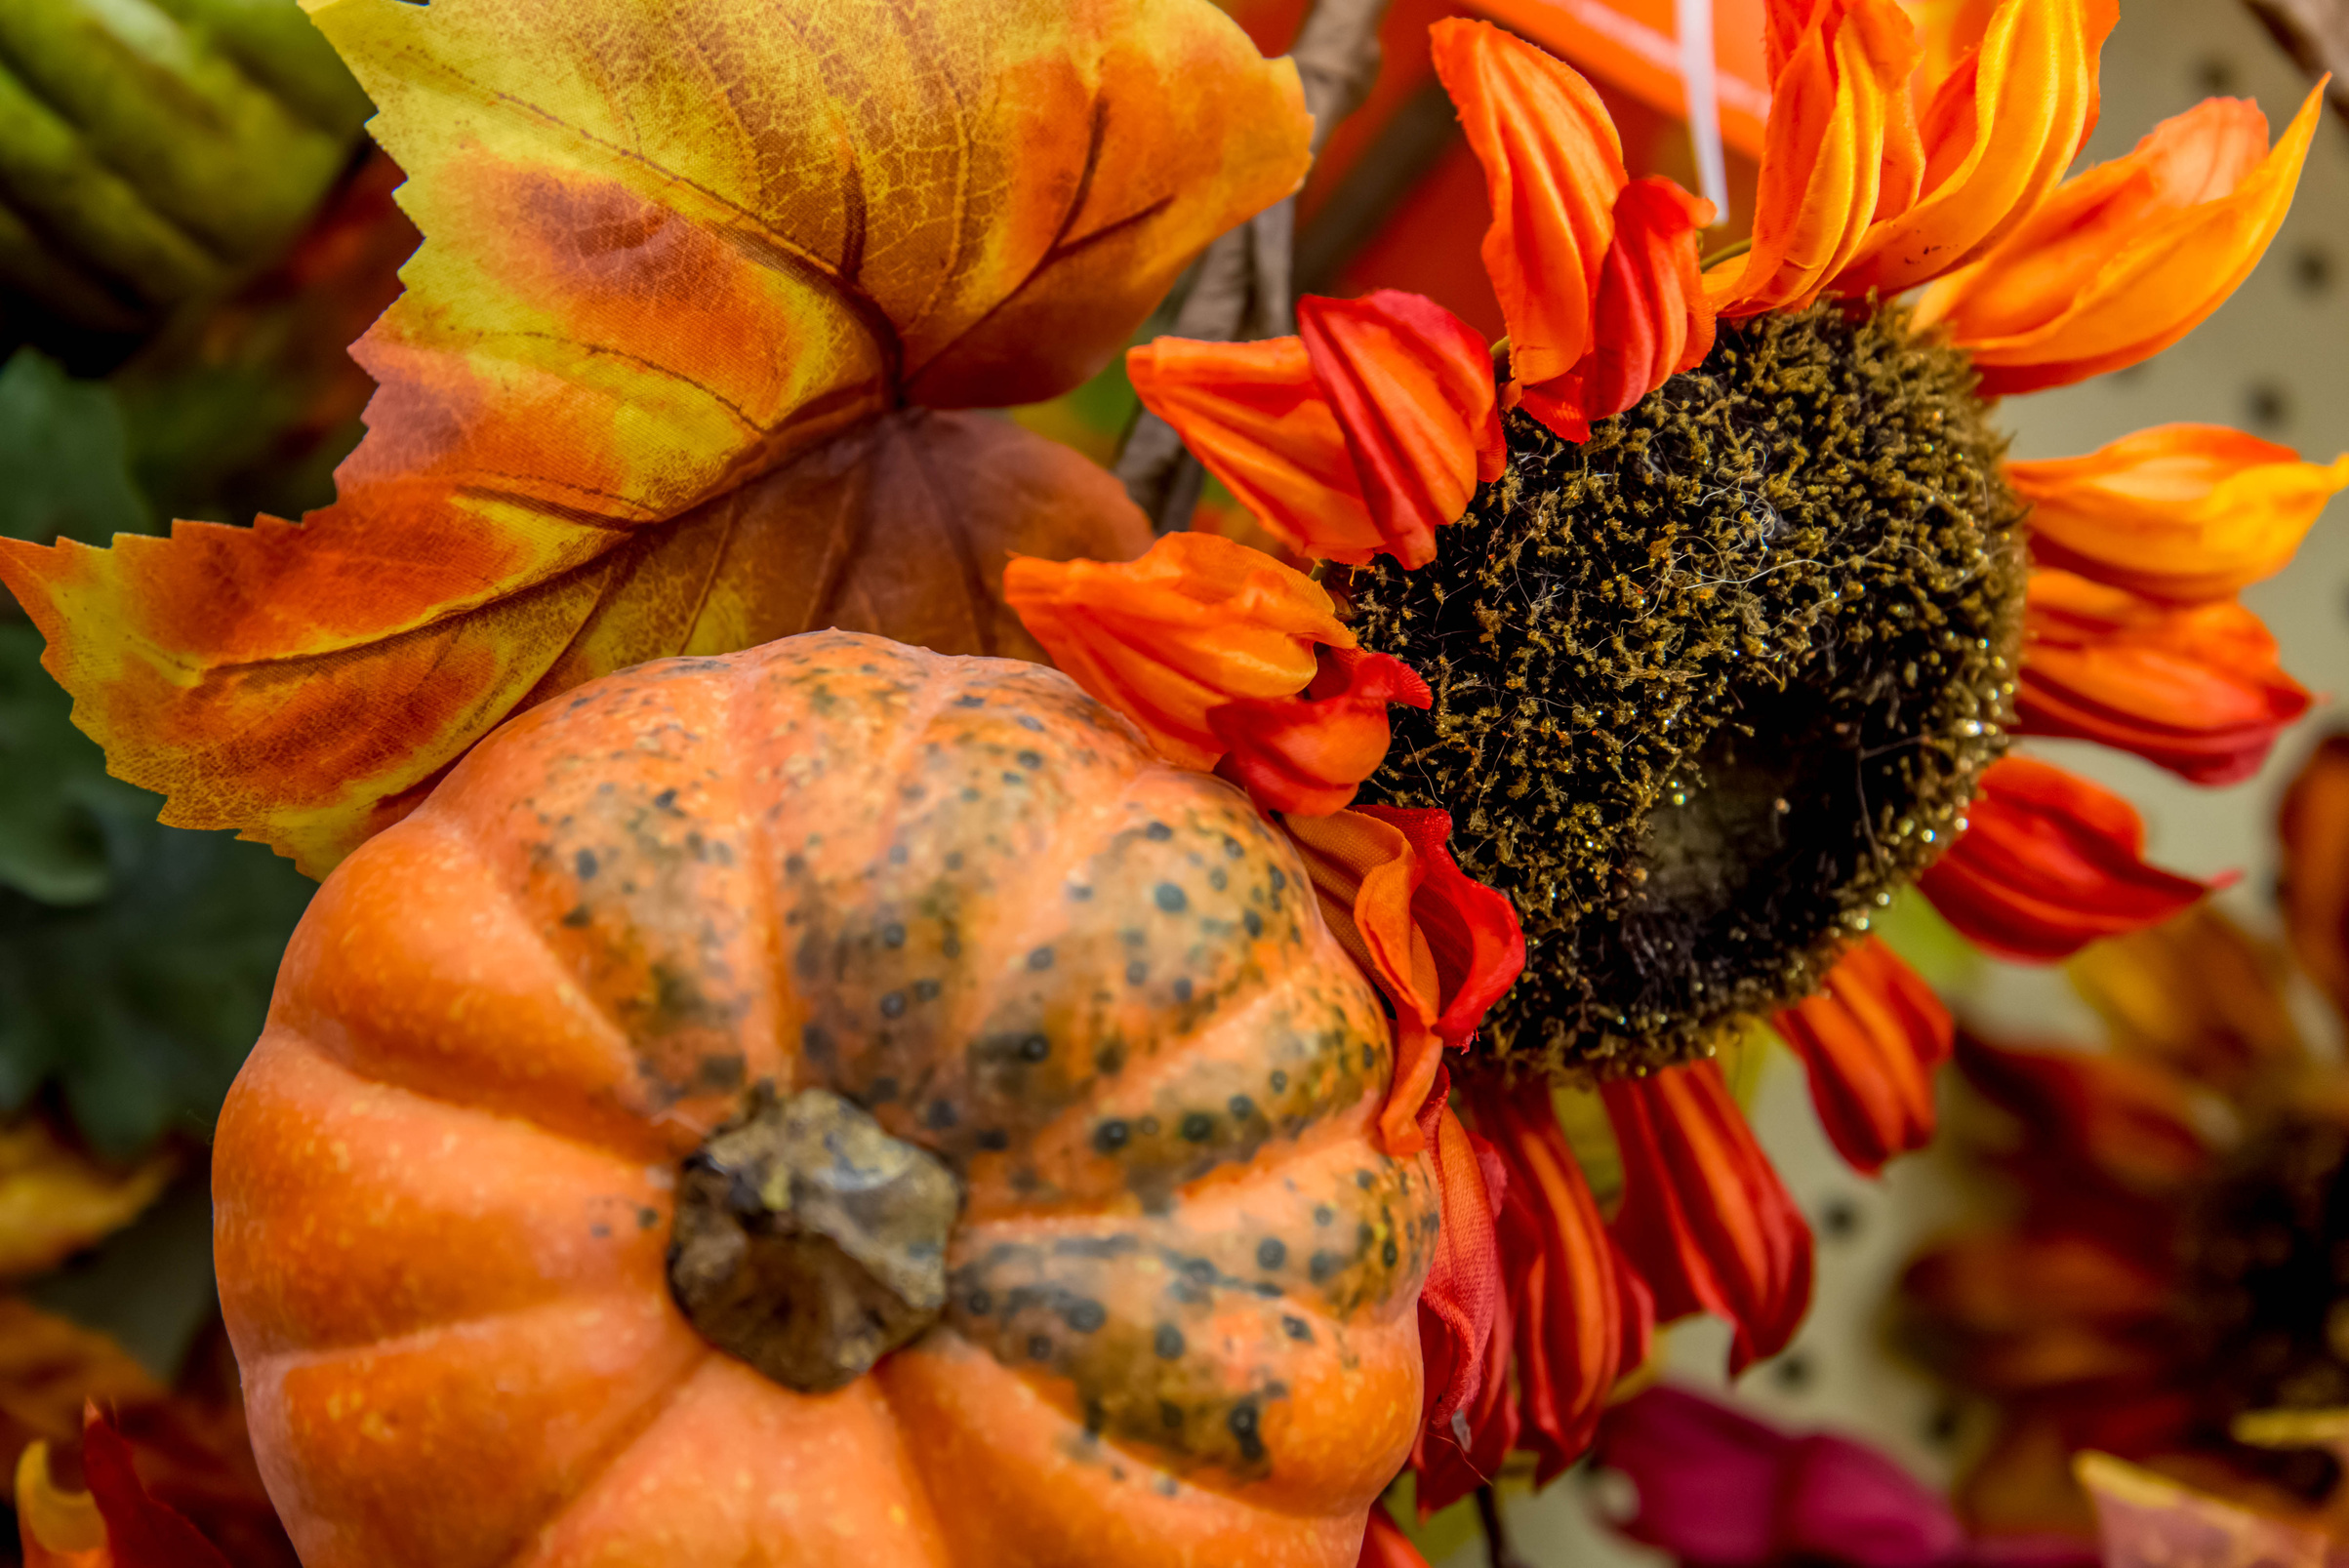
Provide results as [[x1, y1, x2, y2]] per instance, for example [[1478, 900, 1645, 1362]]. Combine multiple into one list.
[[267, 813, 694, 1162], [215, 1026, 677, 1360], [506, 1356, 956, 1568]]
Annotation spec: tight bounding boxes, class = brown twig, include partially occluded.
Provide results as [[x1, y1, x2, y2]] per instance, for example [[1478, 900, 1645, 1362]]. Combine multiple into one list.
[[1475, 1484, 1537, 1568], [2242, 0, 2349, 129], [1114, 0, 1397, 529]]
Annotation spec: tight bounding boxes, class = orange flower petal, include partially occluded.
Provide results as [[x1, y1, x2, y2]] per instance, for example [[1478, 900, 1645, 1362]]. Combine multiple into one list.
[[1208, 647, 1433, 817], [0, 0, 1302, 873], [2017, 569, 2311, 784], [1914, 85, 2326, 394], [1527, 178, 1718, 426], [1601, 1062, 1813, 1373], [1282, 806, 1522, 1153], [1295, 291, 1506, 570], [1124, 335, 1383, 562], [1955, 1032, 2213, 1191], [2010, 423, 2349, 603], [1430, 18, 1626, 387], [1831, 0, 2118, 296], [2279, 735, 2349, 1023], [1473, 1077, 1651, 1482], [1358, 1500, 1434, 1568], [1916, 755, 2218, 963], [1709, 0, 1923, 317], [1001, 532, 1351, 769], [1415, 1096, 1507, 1443], [1771, 938, 1953, 1176]]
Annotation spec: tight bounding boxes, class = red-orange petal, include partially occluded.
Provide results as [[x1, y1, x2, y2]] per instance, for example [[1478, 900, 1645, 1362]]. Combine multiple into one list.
[[1357, 1501, 1433, 1568], [80, 1404, 234, 1568], [1416, 1093, 1507, 1441], [1429, 18, 1626, 388], [1832, 0, 2117, 296], [1916, 755, 2218, 963], [1473, 1077, 1652, 1482], [1600, 1062, 1814, 1373], [1527, 178, 1718, 426], [1913, 86, 2325, 394], [1001, 532, 1350, 769], [1125, 336, 1382, 562], [1209, 647, 1433, 817], [2009, 424, 2349, 604], [1708, 0, 1923, 317], [2017, 570, 2310, 784], [1955, 1032, 2214, 1192], [1348, 805, 1526, 1054], [2279, 735, 2349, 1023], [1296, 291, 1506, 570], [1772, 938, 1953, 1177]]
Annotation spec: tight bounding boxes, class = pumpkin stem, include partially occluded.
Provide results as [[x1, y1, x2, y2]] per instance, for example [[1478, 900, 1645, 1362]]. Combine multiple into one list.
[[668, 1084, 961, 1392]]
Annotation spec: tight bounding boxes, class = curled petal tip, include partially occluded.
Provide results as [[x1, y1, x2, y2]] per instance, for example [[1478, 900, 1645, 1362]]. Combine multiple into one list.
[[1774, 938, 1951, 1175], [1208, 647, 1431, 818]]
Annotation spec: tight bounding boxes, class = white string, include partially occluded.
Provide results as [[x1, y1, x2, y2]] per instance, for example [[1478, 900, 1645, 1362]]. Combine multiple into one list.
[[1675, 0, 1730, 223]]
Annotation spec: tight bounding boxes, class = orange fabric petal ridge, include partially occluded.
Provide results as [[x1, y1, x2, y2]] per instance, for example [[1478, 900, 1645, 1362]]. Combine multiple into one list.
[[1709, 0, 1923, 318], [1296, 291, 1506, 570], [2280, 736, 2349, 1024], [1600, 1062, 1814, 1373], [1413, 1091, 1507, 1447], [1914, 86, 2326, 394], [1831, 0, 2118, 297], [1772, 938, 1953, 1176], [1125, 336, 1382, 562], [1001, 532, 1351, 770], [1916, 755, 2220, 963], [2017, 569, 2310, 784], [1527, 178, 1718, 428], [2009, 423, 2349, 603], [1430, 19, 1626, 387], [1472, 1077, 1652, 1482], [1209, 646, 1433, 817]]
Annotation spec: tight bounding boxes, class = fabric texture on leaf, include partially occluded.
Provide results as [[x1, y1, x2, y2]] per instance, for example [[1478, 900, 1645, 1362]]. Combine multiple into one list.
[[0, 0, 1307, 874]]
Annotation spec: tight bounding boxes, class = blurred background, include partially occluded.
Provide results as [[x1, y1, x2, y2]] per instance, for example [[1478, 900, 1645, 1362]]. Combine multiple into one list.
[[1, 0, 2344, 1562]]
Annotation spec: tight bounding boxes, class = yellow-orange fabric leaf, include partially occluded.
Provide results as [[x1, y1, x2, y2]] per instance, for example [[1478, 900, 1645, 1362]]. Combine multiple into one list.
[[4, 413, 1151, 874], [0, 1301, 160, 1456], [0, 1122, 176, 1283], [0, 0, 1301, 873]]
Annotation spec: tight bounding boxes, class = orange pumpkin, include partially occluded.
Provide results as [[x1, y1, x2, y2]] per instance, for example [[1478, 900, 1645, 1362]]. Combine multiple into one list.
[[214, 630, 1436, 1567]]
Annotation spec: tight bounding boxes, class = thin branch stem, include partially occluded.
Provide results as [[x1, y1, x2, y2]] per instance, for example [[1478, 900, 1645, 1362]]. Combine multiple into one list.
[[1114, 0, 1396, 529], [2242, 0, 2349, 130]]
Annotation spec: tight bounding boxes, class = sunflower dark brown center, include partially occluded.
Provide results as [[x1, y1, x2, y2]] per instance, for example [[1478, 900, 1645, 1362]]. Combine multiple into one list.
[[668, 1084, 961, 1391], [1351, 302, 2024, 1077]]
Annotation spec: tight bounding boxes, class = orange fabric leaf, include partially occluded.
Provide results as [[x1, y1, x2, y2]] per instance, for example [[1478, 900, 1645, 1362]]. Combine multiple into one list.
[[2016, 570, 2310, 784], [4, 412, 1154, 874], [1913, 86, 2326, 394], [1917, 755, 2218, 963], [1208, 647, 1433, 818], [2279, 735, 2349, 1023], [0, 0, 1307, 874], [1473, 1077, 1652, 1482], [2081, 1452, 2336, 1568], [2010, 423, 2349, 604], [1709, 0, 1923, 317], [1125, 336, 1383, 563], [0, 1121, 177, 1282], [1430, 19, 1626, 388], [1295, 291, 1505, 571], [1002, 532, 1351, 770], [1831, 0, 2118, 297], [1523, 177, 1717, 428], [1601, 1062, 1814, 1373], [1771, 938, 1953, 1176]]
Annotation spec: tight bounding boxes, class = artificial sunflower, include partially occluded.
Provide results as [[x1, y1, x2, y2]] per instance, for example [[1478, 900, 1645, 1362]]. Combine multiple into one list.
[[1004, 0, 2346, 1517], [1902, 734, 2349, 1539]]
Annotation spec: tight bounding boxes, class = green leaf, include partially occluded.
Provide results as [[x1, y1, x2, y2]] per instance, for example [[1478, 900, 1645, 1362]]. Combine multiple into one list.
[[0, 621, 152, 904], [0, 347, 152, 546]]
